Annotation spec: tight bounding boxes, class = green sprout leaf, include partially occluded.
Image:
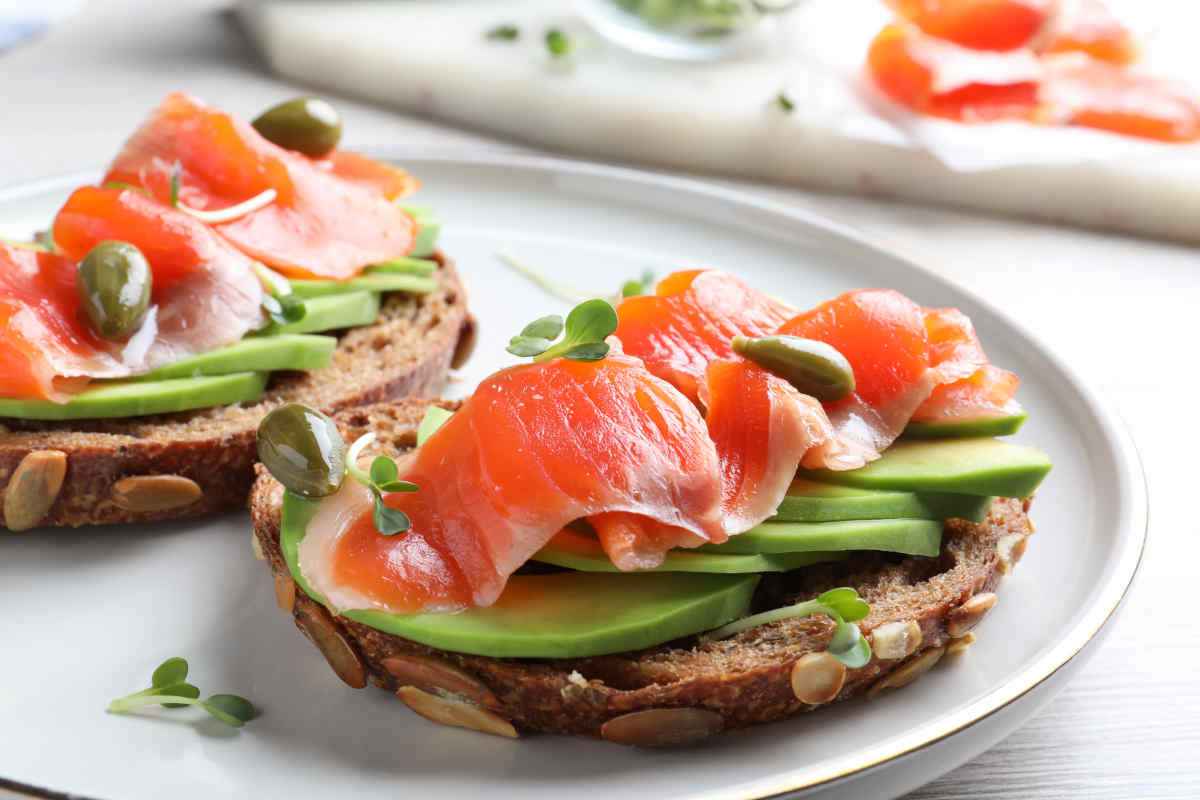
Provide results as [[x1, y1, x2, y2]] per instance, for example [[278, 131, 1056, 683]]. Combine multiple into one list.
[[202, 694, 257, 727], [509, 299, 618, 363], [416, 406, 455, 446], [345, 433, 420, 536], [521, 314, 565, 340], [373, 493, 412, 536], [152, 657, 188, 688], [168, 160, 182, 208], [703, 587, 874, 668], [486, 23, 520, 41], [158, 682, 201, 708], [562, 342, 610, 361], [775, 91, 795, 113], [620, 270, 655, 298], [370, 456, 399, 486], [545, 28, 572, 58], [562, 298, 618, 345], [108, 659, 255, 729], [506, 335, 553, 358]]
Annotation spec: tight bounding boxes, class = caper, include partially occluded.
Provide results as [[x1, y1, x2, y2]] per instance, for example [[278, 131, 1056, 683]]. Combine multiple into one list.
[[251, 97, 342, 158], [76, 241, 152, 341], [257, 403, 347, 497], [731, 335, 855, 402]]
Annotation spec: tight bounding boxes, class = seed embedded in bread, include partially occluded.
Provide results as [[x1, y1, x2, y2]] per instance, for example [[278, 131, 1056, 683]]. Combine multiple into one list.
[[790, 652, 847, 705], [381, 654, 498, 709], [947, 592, 998, 638], [600, 708, 724, 747], [112, 475, 202, 512], [870, 620, 923, 661], [396, 686, 518, 738], [3, 450, 67, 531], [274, 574, 296, 613], [294, 601, 367, 688], [996, 534, 1028, 574], [869, 646, 946, 697], [946, 632, 977, 657]]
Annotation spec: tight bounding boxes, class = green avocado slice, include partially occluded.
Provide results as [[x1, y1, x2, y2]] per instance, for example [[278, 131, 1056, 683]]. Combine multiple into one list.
[[702, 518, 944, 557], [532, 528, 844, 573], [269, 290, 380, 335], [289, 274, 437, 299], [903, 409, 1028, 439], [402, 205, 441, 258], [281, 493, 759, 659], [775, 479, 992, 523], [801, 438, 1051, 498], [0, 372, 268, 421], [139, 334, 336, 381]]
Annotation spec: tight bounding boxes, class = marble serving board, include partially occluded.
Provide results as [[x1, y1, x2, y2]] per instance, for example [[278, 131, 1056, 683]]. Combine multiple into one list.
[[239, 0, 1200, 244]]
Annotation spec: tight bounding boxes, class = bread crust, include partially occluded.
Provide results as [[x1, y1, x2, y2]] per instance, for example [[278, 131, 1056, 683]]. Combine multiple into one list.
[[250, 400, 1036, 741], [0, 254, 470, 529]]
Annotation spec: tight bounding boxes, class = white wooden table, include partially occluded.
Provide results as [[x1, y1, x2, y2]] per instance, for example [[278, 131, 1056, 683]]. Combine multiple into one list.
[[1, 2, 1196, 797]]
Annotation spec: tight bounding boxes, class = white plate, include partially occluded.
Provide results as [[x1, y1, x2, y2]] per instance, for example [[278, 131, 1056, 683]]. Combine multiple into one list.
[[0, 154, 1146, 800]]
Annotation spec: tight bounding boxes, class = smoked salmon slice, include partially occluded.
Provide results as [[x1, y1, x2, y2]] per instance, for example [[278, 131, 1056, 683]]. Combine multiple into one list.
[[612, 270, 794, 403], [299, 354, 729, 613], [104, 92, 415, 281], [888, 0, 1055, 52], [0, 244, 122, 401], [46, 186, 262, 383], [913, 306, 1019, 421]]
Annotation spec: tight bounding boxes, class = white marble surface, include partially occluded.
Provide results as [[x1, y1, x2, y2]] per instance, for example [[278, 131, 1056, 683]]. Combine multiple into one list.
[[1, 2, 1197, 798], [238, 0, 1200, 244]]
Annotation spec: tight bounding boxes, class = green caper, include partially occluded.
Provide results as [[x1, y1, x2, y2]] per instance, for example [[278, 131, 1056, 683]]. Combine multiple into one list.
[[76, 241, 152, 341], [257, 403, 347, 497], [731, 334, 855, 402], [251, 97, 342, 158]]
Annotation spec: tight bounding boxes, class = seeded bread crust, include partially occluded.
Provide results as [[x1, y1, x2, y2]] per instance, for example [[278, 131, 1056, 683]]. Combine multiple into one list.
[[0, 254, 473, 530], [249, 400, 1036, 742]]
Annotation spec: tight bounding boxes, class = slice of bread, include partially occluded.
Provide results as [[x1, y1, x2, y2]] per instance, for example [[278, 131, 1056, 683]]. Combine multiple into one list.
[[0, 254, 472, 530], [249, 399, 1035, 745]]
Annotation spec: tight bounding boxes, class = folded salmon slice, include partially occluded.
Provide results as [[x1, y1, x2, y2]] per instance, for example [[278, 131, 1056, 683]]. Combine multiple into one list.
[[612, 270, 794, 403], [0, 188, 264, 402], [104, 92, 415, 280], [888, 0, 1056, 52], [299, 354, 728, 613]]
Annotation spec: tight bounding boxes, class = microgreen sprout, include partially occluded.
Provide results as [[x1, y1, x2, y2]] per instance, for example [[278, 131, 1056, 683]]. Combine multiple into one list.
[[507, 298, 618, 362], [620, 269, 656, 299], [107, 657, 256, 728], [254, 263, 307, 327], [487, 23, 520, 41], [497, 253, 590, 304], [346, 433, 418, 536], [702, 587, 873, 668], [775, 91, 795, 113], [168, 160, 182, 207], [545, 28, 572, 58]]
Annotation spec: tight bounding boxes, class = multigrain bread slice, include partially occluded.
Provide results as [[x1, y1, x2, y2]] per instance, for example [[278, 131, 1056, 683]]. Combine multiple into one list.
[[0, 254, 473, 530], [249, 399, 1036, 745]]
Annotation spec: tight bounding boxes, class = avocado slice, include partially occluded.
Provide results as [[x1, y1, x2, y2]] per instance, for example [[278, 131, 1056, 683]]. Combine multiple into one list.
[[289, 274, 437, 299], [775, 478, 991, 523], [533, 528, 844, 573], [402, 205, 441, 258], [904, 409, 1028, 439], [139, 334, 335, 381], [801, 438, 1051, 498], [702, 518, 944, 557], [282, 493, 758, 659], [269, 290, 380, 335], [0, 372, 268, 421]]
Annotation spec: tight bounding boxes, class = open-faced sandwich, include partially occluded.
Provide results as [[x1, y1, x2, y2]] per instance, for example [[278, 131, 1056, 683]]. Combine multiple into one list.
[[251, 269, 1049, 746], [0, 93, 472, 530]]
